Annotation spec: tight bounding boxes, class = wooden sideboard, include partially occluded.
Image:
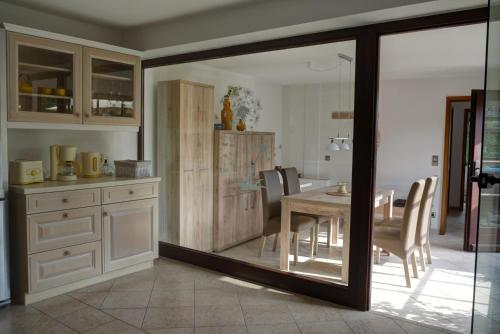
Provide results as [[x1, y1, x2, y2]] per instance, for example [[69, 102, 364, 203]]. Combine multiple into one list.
[[157, 80, 214, 251], [9, 177, 160, 304], [213, 131, 275, 252]]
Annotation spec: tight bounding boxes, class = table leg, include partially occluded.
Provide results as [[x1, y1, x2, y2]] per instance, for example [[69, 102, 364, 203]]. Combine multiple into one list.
[[330, 216, 339, 246], [341, 210, 350, 284], [280, 200, 291, 271], [383, 192, 393, 219]]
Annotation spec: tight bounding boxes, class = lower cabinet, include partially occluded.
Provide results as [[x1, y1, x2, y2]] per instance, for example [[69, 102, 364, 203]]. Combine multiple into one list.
[[102, 198, 158, 272]]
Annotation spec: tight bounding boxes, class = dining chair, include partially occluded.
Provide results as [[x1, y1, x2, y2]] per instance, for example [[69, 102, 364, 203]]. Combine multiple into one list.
[[259, 170, 316, 265], [279, 167, 338, 255], [376, 177, 438, 271], [373, 179, 425, 288]]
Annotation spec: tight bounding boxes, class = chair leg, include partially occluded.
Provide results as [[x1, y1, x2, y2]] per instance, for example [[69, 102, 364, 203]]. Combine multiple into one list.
[[402, 257, 411, 288], [258, 236, 267, 257], [425, 242, 432, 264], [330, 217, 339, 246], [410, 252, 418, 278], [310, 226, 315, 257], [375, 247, 381, 264], [272, 233, 279, 252], [293, 232, 299, 266], [419, 246, 425, 271]]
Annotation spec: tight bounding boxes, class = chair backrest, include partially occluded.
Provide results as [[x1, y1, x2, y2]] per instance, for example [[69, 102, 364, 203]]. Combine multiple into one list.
[[260, 170, 283, 222], [416, 176, 438, 245], [280, 167, 301, 195], [400, 179, 425, 251]]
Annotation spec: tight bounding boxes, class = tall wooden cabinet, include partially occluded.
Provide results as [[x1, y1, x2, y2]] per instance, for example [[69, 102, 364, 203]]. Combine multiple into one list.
[[213, 131, 275, 252], [157, 80, 214, 251]]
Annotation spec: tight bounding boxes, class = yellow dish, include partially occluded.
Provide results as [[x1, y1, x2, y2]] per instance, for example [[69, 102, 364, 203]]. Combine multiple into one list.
[[39, 87, 53, 95], [19, 82, 32, 93], [54, 88, 66, 96]]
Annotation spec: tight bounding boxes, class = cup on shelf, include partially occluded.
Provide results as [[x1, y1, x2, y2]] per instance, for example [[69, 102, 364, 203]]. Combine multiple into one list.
[[55, 88, 66, 96], [38, 87, 53, 95]]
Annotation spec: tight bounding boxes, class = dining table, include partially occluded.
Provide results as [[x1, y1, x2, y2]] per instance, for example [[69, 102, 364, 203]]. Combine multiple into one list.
[[280, 186, 394, 284]]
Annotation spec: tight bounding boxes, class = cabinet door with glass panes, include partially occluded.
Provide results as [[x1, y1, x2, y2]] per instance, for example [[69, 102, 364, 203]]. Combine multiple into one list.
[[8, 33, 82, 123], [83, 47, 141, 126]]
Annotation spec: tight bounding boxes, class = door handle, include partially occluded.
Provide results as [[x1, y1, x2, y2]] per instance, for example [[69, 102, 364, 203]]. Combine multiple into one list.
[[471, 173, 500, 189]]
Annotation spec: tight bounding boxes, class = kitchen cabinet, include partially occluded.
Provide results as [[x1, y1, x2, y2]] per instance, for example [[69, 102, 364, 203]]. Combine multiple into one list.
[[7, 32, 141, 127], [213, 131, 275, 251], [8, 32, 82, 123], [9, 177, 160, 304], [157, 80, 214, 251], [83, 47, 141, 126]]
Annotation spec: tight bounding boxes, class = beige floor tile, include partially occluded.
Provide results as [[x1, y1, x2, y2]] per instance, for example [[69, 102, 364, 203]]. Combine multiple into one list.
[[288, 300, 343, 323], [148, 328, 194, 334], [104, 308, 147, 328], [195, 288, 239, 306], [154, 273, 195, 291], [84, 319, 146, 334], [195, 326, 248, 334], [393, 319, 443, 334], [112, 274, 156, 291], [102, 291, 151, 309], [0, 306, 43, 333], [56, 306, 114, 332], [242, 304, 294, 325], [143, 307, 194, 329], [75, 280, 114, 293], [238, 289, 294, 306], [195, 305, 245, 327], [346, 318, 406, 334], [32, 295, 87, 318], [67, 291, 108, 308], [246, 323, 301, 334], [298, 320, 353, 334], [149, 290, 194, 307], [28, 315, 78, 334]]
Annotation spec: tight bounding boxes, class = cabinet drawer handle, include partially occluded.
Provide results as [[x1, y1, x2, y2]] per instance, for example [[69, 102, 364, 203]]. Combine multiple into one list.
[[85, 113, 90, 118], [63, 250, 71, 256], [74, 112, 80, 117], [103, 212, 108, 217], [62, 213, 69, 218], [62, 198, 69, 203], [128, 190, 134, 195]]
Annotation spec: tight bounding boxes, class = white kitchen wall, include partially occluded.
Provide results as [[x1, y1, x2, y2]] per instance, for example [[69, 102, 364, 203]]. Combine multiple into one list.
[[7, 129, 138, 178], [144, 62, 284, 167], [377, 75, 484, 226], [282, 82, 354, 185]]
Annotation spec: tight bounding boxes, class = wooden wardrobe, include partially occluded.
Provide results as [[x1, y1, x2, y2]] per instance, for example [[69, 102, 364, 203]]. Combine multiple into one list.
[[157, 80, 214, 251], [213, 131, 275, 252]]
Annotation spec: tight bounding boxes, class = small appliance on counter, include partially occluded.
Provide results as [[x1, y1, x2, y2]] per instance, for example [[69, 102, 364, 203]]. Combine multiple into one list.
[[50, 145, 79, 181], [81, 151, 103, 178], [9, 160, 44, 185], [115, 160, 152, 178]]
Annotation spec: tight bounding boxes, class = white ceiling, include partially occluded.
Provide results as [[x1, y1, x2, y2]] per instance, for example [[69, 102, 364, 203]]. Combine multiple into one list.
[[379, 23, 487, 80], [199, 41, 357, 85], [1, 0, 256, 28], [196, 23, 486, 85]]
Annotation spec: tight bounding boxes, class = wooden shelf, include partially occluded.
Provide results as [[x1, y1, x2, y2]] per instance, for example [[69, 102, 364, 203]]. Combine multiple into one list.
[[19, 62, 71, 73], [19, 92, 72, 100], [92, 73, 131, 81], [8, 121, 140, 132]]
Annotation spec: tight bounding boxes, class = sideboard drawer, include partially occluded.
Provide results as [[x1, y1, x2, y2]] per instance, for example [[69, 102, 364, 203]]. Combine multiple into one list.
[[27, 189, 101, 214], [102, 182, 158, 204], [28, 206, 102, 254], [29, 241, 101, 292]]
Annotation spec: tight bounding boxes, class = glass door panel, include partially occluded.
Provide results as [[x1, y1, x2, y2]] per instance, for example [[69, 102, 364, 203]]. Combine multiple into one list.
[[8, 32, 82, 123], [83, 48, 140, 126], [472, 1, 500, 332]]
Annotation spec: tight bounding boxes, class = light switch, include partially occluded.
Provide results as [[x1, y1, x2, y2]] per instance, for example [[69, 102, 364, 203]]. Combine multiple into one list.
[[432, 155, 439, 166], [325, 155, 331, 161]]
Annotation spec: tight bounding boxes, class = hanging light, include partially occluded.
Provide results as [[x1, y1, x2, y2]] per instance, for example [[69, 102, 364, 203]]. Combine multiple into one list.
[[328, 138, 340, 151], [341, 131, 351, 150]]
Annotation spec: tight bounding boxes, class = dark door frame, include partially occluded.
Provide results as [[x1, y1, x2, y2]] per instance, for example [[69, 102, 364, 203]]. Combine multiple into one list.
[[138, 7, 488, 311]]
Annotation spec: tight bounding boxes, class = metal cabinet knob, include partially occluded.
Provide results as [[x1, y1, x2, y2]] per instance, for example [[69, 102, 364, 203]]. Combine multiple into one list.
[[63, 250, 71, 256], [128, 190, 134, 195], [85, 113, 90, 118], [103, 212, 108, 217], [74, 112, 80, 117], [62, 198, 69, 203], [62, 213, 69, 218]]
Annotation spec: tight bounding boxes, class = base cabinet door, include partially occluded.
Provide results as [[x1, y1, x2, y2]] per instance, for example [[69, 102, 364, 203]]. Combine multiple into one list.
[[102, 198, 158, 272]]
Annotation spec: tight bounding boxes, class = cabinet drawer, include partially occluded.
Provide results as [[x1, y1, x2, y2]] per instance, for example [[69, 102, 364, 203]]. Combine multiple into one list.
[[27, 189, 100, 214], [102, 182, 158, 204], [29, 241, 101, 292], [28, 206, 102, 254]]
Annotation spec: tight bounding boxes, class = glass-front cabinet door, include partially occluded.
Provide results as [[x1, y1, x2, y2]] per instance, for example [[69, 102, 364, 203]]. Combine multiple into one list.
[[7, 32, 82, 123], [83, 47, 141, 126]]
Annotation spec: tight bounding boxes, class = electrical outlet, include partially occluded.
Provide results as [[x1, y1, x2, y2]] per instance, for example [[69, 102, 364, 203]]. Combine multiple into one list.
[[432, 155, 439, 166], [325, 155, 331, 161]]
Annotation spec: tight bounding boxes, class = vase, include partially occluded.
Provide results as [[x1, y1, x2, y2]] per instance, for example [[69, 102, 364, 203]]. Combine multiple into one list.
[[221, 95, 233, 130], [237, 118, 246, 131]]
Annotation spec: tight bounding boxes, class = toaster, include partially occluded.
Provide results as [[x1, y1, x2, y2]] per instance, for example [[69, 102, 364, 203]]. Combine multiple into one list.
[[9, 160, 44, 185]]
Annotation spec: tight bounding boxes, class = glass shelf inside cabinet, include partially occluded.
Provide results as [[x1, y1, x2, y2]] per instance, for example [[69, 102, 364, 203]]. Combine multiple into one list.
[[18, 45, 74, 114], [91, 58, 134, 118]]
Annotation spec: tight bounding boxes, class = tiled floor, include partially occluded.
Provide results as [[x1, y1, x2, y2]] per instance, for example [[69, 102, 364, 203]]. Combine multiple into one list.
[[1, 257, 451, 334]]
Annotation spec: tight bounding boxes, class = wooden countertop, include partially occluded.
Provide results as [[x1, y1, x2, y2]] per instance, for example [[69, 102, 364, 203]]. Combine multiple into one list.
[[9, 176, 161, 194]]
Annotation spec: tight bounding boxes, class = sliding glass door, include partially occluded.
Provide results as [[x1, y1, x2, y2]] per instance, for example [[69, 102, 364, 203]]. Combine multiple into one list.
[[472, 1, 500, 332]]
